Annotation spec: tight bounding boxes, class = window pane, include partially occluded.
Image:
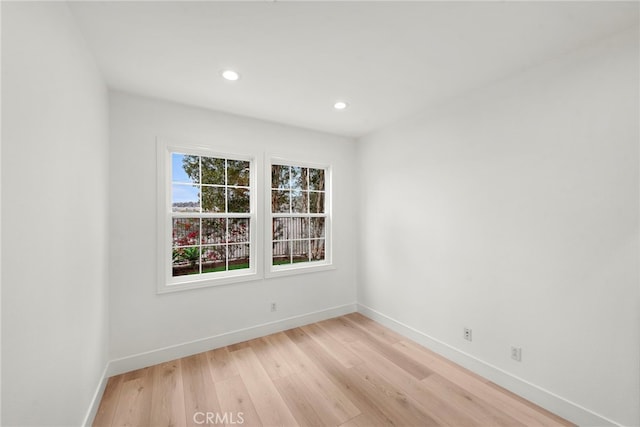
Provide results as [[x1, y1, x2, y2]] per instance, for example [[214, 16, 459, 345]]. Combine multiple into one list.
[[309, 168, 325, 191], [228, 188, 250, 213], [310, 217, 325, 238], [202, 245, 226, 273], [291, 190, 308, 213], [173, 247, 200, 276], [228, 244, 250, 270], [173, 153, 199, 184], [201, 157, 225, 185], [172, 184, 200, 212], [272, 165, 289, 189], [273, 241, 291, 265], [269, 164, 328, 269], [173, 218, 200, 247], [202, 186, 226, 213], [292, 240, 310, 263], [291, 166, 307, 190], [311, 239, 325, 261], [272, 190, 290, 213], [227, 160, 250, 186], [202, 218, 226, 244], [167, 150, 257, 284], [309, 192, 325, 213], [228, 218, 249, 243], [290, 217, 309, 239], [273, 218, 290, 241]]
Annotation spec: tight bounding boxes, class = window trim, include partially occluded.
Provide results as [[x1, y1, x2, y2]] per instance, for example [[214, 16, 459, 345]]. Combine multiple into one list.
[[156, 139, 263, 294], [265, 156, 333, 278]]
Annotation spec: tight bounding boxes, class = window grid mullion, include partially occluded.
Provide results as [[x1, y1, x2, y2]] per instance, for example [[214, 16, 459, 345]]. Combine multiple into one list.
[[225, 218, 229, 272], [197, 156, 202, 274], [224, 158, 228, 214], [199, 156, 203, 215], [224, 158, 228, 271], [270, 213, 326, 218], [173, 212, 253, 219], [288, 166, 293, 216], [289, 165, 292, 264], [197, 218, 201, 274], [306, 167, 310, 214], [289, 240, 293, 264]]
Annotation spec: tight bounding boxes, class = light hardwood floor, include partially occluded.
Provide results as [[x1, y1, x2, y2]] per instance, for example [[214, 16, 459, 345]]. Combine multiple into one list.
[[94, 313, 574, 427]]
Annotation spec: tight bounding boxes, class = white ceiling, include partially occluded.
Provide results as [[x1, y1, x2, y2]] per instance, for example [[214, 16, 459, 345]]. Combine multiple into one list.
[[68, 1, 639, 138]]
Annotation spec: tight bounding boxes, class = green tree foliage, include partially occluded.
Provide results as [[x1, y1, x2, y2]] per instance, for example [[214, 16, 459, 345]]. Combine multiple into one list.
[[181, 155, 250, 213], [270, 165, 325, 214], [181, 155, 201, 183]]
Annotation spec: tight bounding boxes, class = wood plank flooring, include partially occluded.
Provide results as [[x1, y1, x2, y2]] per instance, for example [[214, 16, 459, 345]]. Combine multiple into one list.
[[94, 313, 574, 427]]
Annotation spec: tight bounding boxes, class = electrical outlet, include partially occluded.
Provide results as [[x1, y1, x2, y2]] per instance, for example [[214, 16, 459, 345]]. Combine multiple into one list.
[[463, 328, 472, 341], [270, 302, 277, 312], [511, 346, 522, 362]]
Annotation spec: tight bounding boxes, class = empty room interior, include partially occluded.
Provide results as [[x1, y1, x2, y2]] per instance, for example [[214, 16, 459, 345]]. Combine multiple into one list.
[[2, 1, 639, 426]]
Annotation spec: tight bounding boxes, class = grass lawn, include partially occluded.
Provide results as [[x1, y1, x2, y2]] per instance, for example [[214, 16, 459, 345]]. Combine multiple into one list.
[[202, 262, 250, 273]]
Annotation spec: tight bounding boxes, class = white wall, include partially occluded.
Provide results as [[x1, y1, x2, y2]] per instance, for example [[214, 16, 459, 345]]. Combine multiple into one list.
[[357, 27, 639, 426], [1, 2, 109, 426], [108, 92, 357, 362]]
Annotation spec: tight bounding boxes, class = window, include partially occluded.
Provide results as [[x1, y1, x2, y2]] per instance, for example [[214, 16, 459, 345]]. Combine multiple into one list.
[[269, 161, 331, 273], [158, 142, 332, 292], [158, 143, 258, 293]]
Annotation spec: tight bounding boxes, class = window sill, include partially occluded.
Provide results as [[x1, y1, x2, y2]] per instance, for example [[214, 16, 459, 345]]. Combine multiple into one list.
[[265, 262, 335, 279], [158, 270, 261, 294]]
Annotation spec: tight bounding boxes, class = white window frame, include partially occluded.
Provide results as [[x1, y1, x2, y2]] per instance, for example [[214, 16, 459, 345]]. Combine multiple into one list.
[[157, 140, 262, 293], [265, 156, 333, 278]]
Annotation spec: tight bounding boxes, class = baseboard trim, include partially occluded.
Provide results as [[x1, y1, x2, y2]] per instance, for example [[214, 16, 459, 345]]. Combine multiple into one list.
[[82, 364, 109, 427], [106, 303, 357, 378], [356, 303, 619, 427], [86, 302, 614, 426]]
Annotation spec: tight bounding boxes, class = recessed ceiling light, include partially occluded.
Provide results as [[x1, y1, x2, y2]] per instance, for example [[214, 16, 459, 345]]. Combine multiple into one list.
[[334, 101, 348, 110], [222, 70, 240, 81]]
